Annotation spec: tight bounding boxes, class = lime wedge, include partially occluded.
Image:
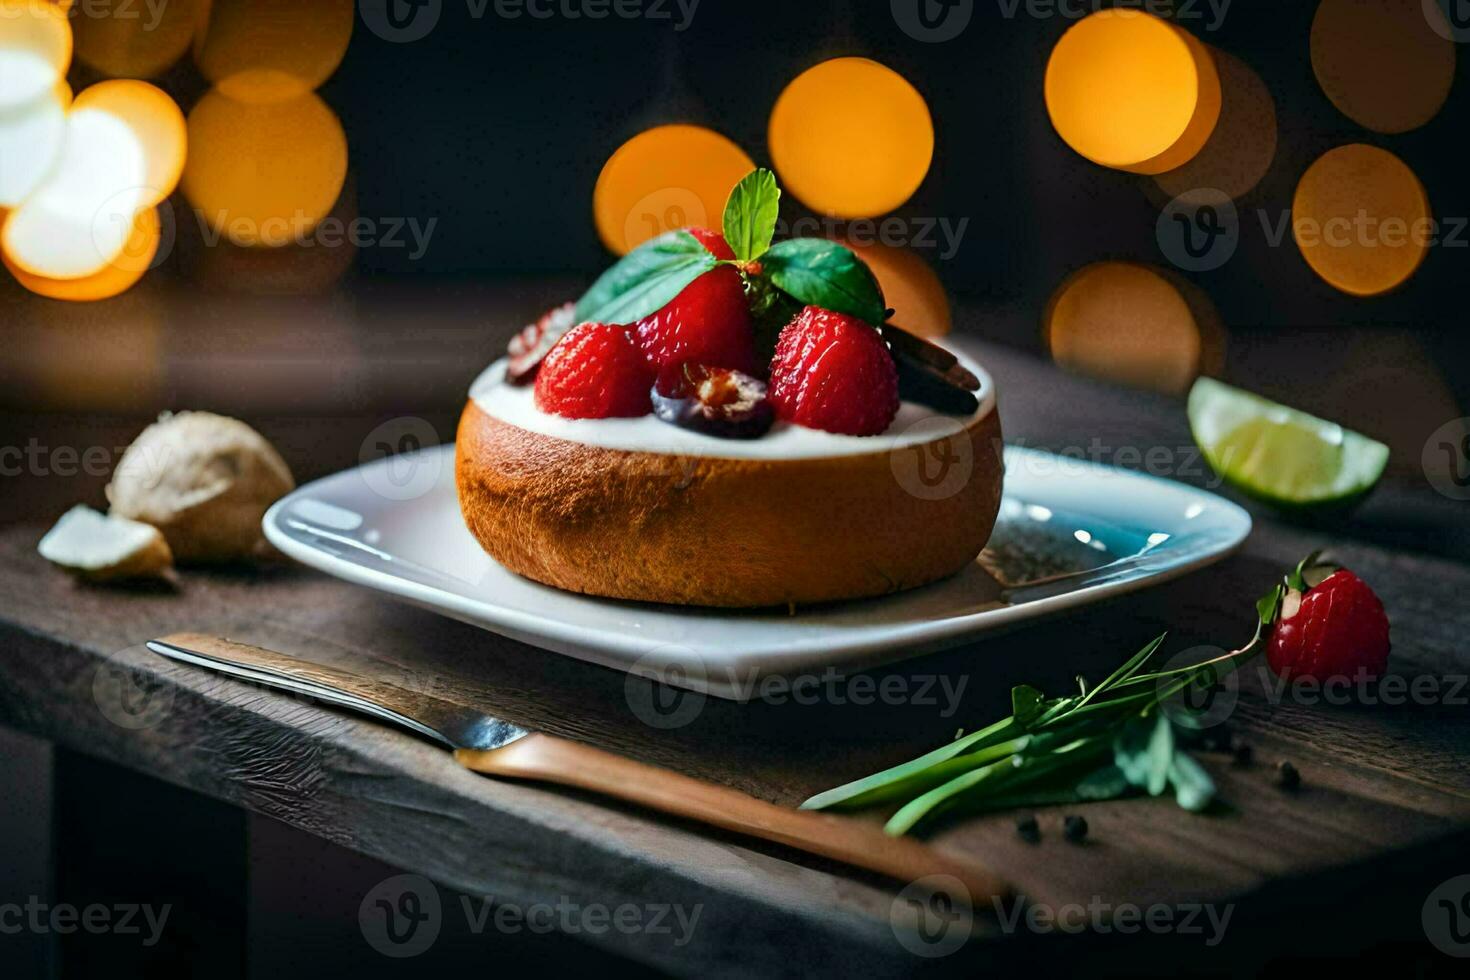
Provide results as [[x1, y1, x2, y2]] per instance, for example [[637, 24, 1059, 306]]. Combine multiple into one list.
[[1187, 377, 1389, 508]]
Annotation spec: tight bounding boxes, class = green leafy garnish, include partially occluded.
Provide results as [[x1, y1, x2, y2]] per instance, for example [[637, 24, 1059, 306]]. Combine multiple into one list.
[[573, 229, 717, 325], [573, 168, 889, 332], [761, 238, 887, 327], [802, 558, 1317, 834], [722, 169, 781, 263]]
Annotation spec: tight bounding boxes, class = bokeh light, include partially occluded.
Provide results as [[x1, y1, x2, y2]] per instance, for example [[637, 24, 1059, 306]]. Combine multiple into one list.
[[192, 0, 354, 104], [182, 88, 349, 247], [769, 58, 933, 218], [0, 78, 68, 207], [0, 0, 71, 111], [1044, 262, 1204, 394], [1310, 0, 1454, 134], [2, 104, 147, 279], [71, 0, 200, 79], [3, 206, 160, 300], [593, 124, 755, 255], [1045, 9, 1220, 174], [74, 79, 187, 207], [183, 177, 359, 295], [839, 240, 950, 339], [1154, 51, 1277, 204], [1293, 144, 1431, 297]]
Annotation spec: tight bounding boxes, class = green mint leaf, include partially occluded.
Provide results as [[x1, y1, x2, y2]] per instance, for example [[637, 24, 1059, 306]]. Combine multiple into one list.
[[722, 168, 780, 263], [1167, 752, 1216, 812], [1145, 714, 1174, 796], [1075, 764, 1130, 801], [761, 238, 886, 327], [1113, 716, 1155, 787], [574, 230, 717, 325]]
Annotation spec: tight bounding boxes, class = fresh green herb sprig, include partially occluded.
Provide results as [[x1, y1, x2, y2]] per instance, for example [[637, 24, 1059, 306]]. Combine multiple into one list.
[[802, 555, 1329, 836], [575, 168, 888, 329]]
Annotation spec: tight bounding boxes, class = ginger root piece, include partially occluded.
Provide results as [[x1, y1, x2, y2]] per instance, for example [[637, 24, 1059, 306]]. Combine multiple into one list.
[[106, 411, 295, 563], [38, 506, 174, 582]]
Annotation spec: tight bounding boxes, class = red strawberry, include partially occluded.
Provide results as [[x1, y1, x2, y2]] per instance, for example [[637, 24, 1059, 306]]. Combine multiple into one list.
[[1268, 568, 1391, 684], [507, 302, 576, 385], [632, 228, 755, 374], [767, 306, 899, 436], [534, 322, 654, 419]]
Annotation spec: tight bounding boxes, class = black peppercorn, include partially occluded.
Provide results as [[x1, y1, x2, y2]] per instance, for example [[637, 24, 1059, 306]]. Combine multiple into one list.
[[1063, 814, 1089, 843], [1016, 814, 1040, 843], [1277, 760, 1300, 789]]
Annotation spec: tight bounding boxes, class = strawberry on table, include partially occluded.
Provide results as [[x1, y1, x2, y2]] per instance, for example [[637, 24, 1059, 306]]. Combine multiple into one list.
[[1267, 566, 1391, 684], [534, 322, 655, 419], [632, 228, 757, 375], [768, 306, 899, 436]]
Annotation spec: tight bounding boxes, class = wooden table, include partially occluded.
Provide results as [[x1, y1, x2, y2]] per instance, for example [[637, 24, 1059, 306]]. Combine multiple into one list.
[[2, 292, 1468, 976]]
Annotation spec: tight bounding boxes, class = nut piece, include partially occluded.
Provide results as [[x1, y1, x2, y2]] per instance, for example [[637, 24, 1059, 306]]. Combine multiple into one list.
[[38, 506, 174, 582], [106, 411, 295, 563]]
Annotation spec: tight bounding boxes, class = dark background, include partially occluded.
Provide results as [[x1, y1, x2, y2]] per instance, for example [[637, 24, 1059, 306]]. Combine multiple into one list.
[[323, 0, 1468, 333]]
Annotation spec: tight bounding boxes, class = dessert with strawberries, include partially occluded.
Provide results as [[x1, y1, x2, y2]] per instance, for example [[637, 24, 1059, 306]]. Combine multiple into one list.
[[455, 171, 1003, 606]]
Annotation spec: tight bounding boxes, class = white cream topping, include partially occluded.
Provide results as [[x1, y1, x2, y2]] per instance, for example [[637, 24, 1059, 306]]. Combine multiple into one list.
[[469, 352, 995, 461]]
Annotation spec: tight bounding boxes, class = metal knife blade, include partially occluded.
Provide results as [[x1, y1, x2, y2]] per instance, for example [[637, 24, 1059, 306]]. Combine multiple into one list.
[[147, 633, 530, 751]]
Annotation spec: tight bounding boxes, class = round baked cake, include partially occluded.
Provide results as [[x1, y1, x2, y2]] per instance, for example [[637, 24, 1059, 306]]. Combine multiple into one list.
[[455, 171, 1004, 607], [455, 351, 1002, 608]]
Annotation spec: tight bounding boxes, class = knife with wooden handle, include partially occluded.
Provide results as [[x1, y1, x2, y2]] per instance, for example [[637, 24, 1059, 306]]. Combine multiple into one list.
[[148, 633, 1007, 905]]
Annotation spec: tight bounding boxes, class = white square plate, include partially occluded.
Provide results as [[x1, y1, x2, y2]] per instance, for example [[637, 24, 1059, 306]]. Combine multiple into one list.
[[263, 445, 1250, 698]]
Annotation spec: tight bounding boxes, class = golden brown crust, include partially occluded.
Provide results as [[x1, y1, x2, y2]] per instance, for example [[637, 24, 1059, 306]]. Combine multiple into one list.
[[456, 401, 1003, 607]]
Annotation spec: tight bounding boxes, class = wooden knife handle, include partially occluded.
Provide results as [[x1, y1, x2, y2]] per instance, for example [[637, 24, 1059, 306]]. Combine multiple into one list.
[[456, 735, 1007, 904]]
